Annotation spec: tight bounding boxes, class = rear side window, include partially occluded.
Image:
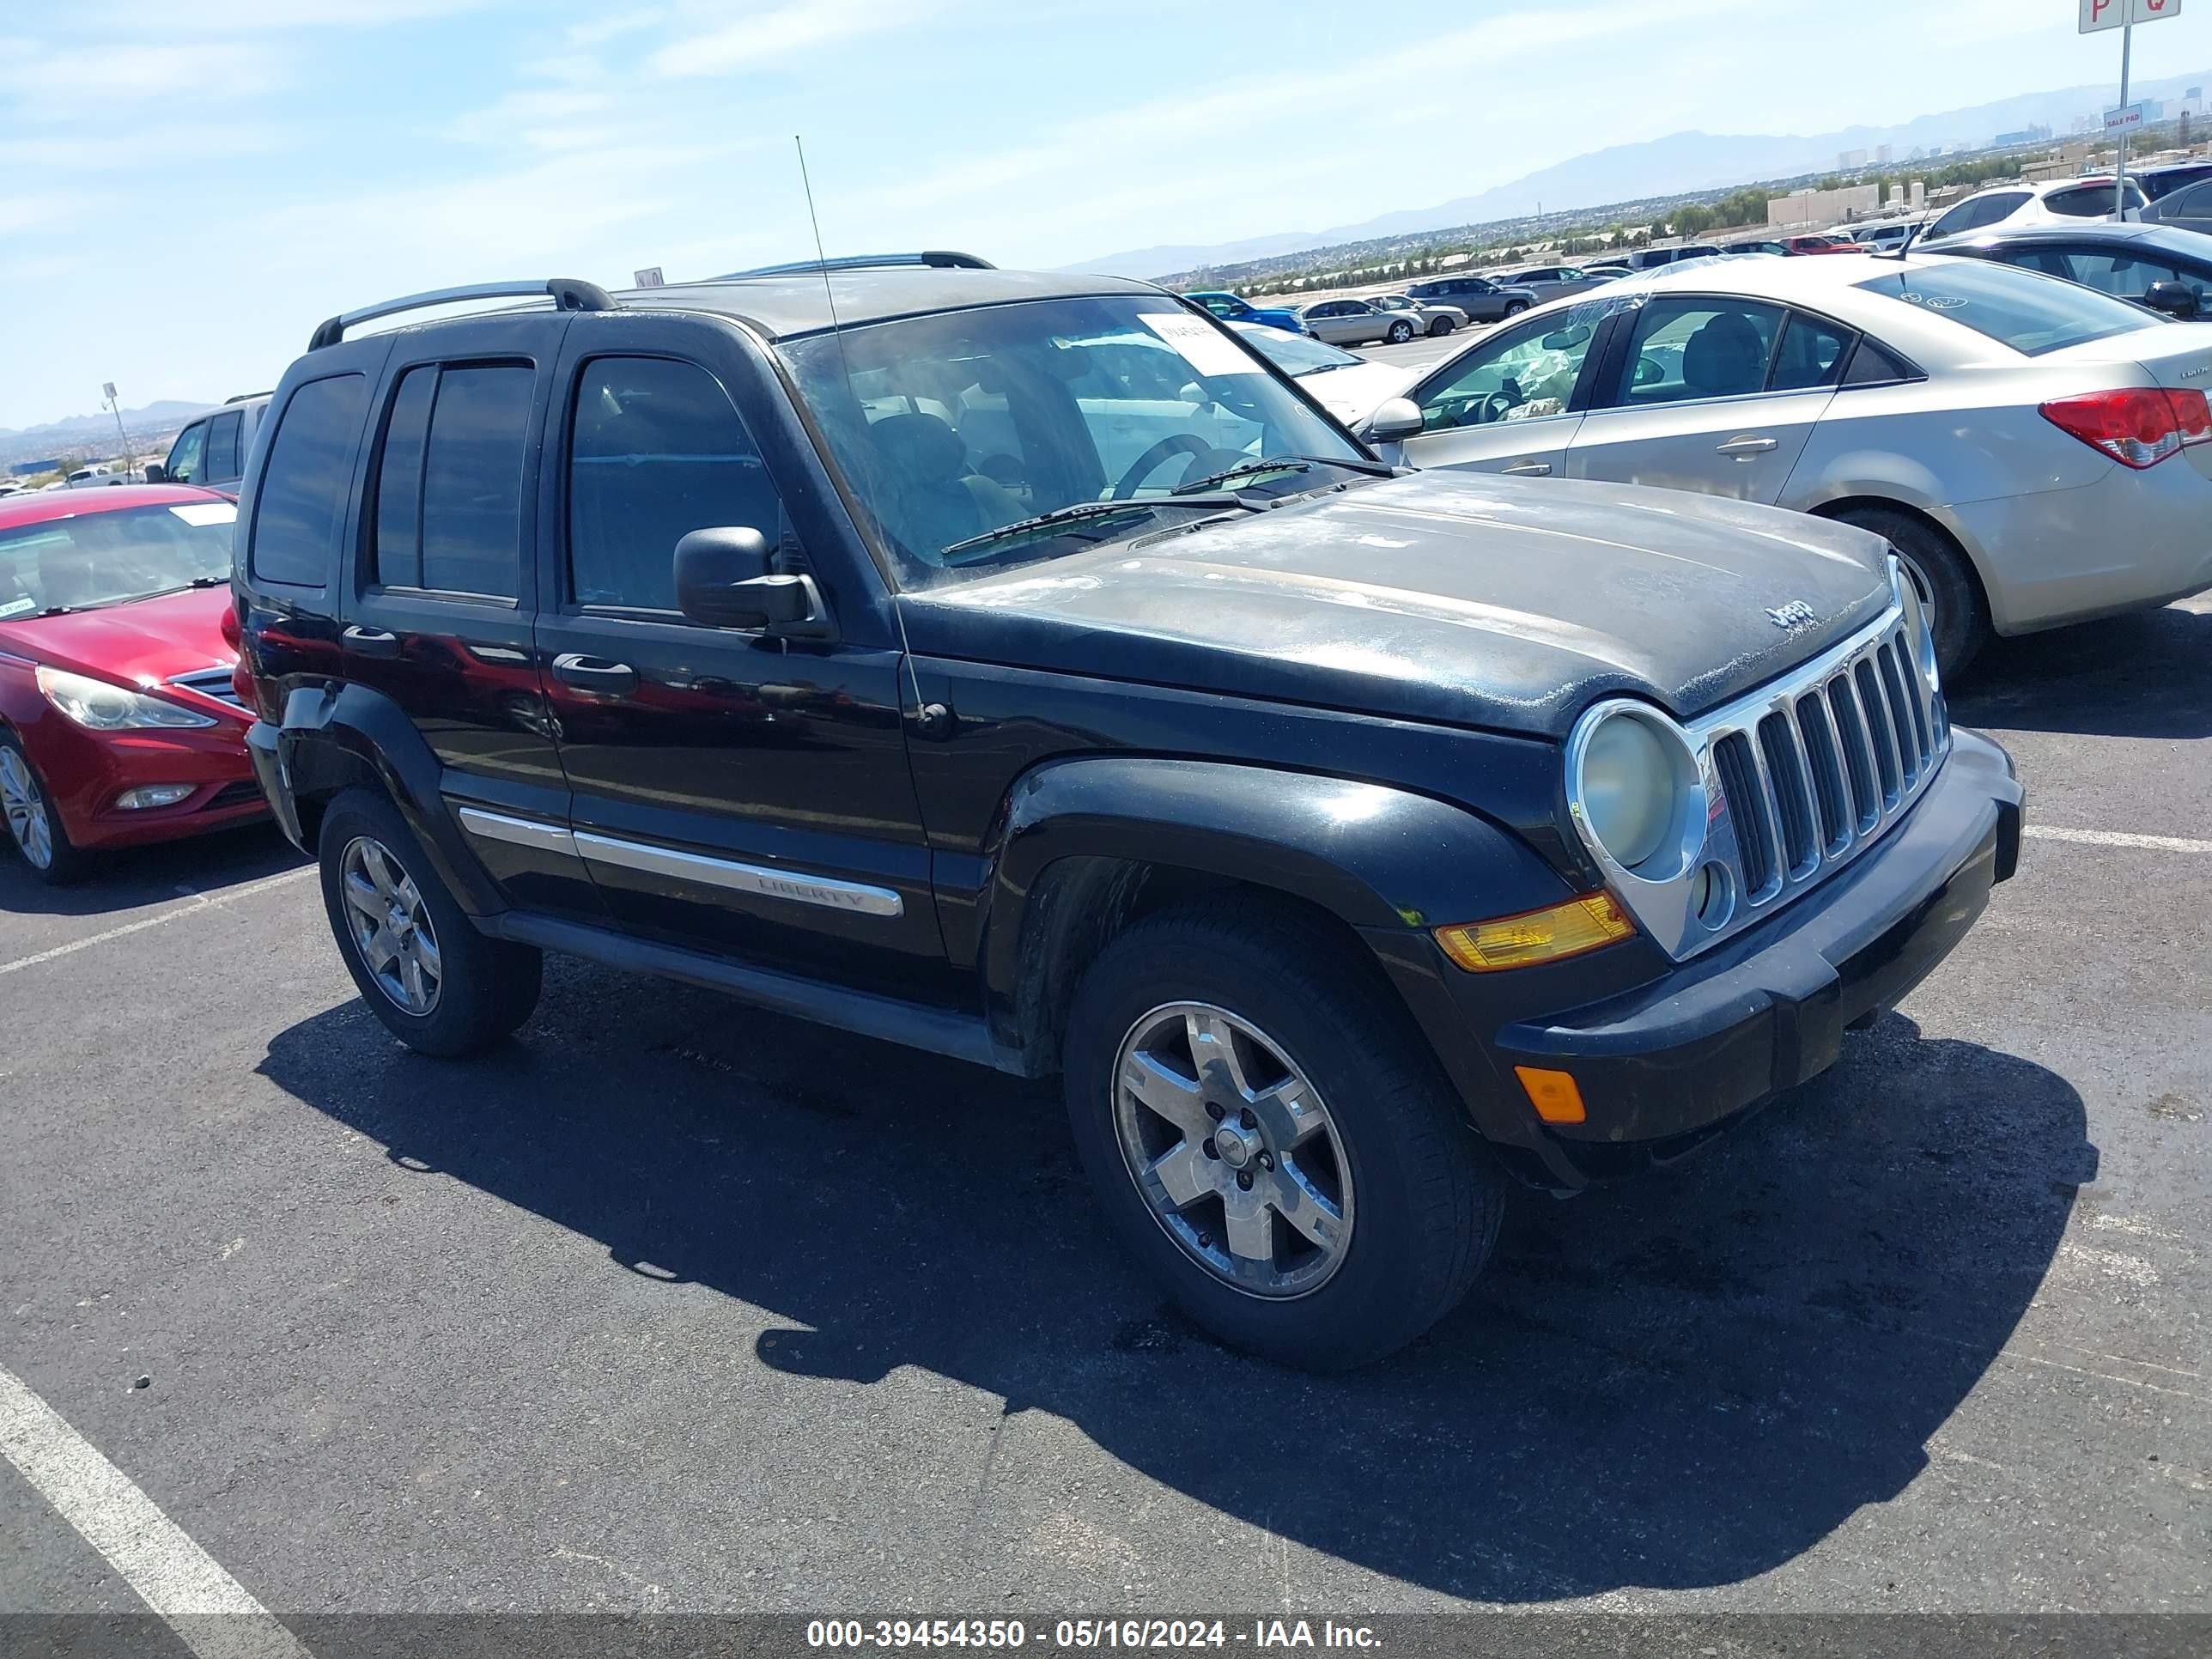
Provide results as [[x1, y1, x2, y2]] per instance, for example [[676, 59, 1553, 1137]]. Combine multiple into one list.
[[204, 410, 241, 481], [251, 374, 367, 588], [368, 362, 534, 599], [2045, 183, 2142, 218], [1857, 261, 2155, 355], [1771, 313, 1855, 391], [568, 357, 786, 612]]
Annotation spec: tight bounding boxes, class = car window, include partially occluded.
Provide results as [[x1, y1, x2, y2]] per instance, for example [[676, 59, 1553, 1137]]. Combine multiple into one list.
[[418, 365, 532, 599], [204, 410, 242, 482], [568, 357, 786, 612], [369, 367, 437, 589], [251, 373, 367, 588], [1928, 191, 2028, 239], [1841, 337, 1914, 385], [1608, 297, 1784, 404], [2045, 184, 2142, 218], [2057, 247, 2203, 302], [2165, 179, 2212, 219], [165, 422, 206, 485], [1770, 312, 1856, 392], [1856, 260, 2156, 355], [1416, 313, 1605, 431], [0, 501, 236, 617]]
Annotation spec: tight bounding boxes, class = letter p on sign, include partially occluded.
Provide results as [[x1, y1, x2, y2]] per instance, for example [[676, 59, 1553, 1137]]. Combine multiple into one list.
[[2082, 0, 2183, 28]]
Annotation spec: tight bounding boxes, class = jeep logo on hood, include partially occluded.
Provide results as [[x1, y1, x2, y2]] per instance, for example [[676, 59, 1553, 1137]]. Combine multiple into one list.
[[1767, 600, 1820, 631]]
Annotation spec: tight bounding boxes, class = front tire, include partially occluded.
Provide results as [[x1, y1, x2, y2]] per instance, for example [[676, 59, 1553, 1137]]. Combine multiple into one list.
[[1385, 319, 1416, 344], [1062, 900, 1506, 1370], [0, 732, 89, 885], [1501, 301, 1528, 318], [317, 787, 541, 1057]]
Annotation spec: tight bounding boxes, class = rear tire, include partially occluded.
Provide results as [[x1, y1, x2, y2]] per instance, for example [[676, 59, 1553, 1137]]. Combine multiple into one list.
[[0, 732, 90, 886], [1062, 899, 1506, 1370], [317, 787, 541, 1057], [1832, 505, 1986, 680], [1427, 317, 1455, 337]]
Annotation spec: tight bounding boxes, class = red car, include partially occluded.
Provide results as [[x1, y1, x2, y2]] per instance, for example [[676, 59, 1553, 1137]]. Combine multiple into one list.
[[1783, 234, 1865, 256], [0, 485, 261, 884]]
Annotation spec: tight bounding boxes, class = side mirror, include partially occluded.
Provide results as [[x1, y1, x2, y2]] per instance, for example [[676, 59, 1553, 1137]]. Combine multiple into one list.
[[674, 526, 818, 631], [1364, 398, 1425, 442], [143, 463, 168, 484], [2142, 280, 2201, 320]]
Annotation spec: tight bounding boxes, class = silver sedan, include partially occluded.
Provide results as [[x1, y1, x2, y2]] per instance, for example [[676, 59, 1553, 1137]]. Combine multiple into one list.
[[1361, 252, 2212, 674], [1295, 298, 1423, 346], [1365, 294, 1468, 337]]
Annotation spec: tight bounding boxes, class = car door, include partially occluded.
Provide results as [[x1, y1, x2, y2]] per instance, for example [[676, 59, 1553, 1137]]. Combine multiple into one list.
[[532, 315, 948, 1001], [1302, 303, 1349, 345], [340, 313, 593, 918], [1384, 304, 1617, 477], [1565, 296, 1843, 503], [163, 420, 208, 487]]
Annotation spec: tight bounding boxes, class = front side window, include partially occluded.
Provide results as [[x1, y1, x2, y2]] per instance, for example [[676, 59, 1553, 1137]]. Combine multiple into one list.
[[1928, 191, 2029, 239], [1856, 260, 2157, 355], [165, 422, 206, 485], [1416, 310, 1609, 431], [568, 357, 784, 611], [777, 295, 1372, 587], [252, 374, 367, 587], [204, 410, 242, 481], [1609, 297, 1785, 404], [0, 501, 234, 618]]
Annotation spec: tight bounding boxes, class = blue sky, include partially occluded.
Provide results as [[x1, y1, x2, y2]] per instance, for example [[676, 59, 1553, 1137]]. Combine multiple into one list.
[[4, 0, 2212, 429]]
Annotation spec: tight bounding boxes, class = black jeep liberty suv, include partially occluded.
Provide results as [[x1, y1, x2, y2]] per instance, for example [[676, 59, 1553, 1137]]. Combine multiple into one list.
[[237, 256, 2023, 1369]]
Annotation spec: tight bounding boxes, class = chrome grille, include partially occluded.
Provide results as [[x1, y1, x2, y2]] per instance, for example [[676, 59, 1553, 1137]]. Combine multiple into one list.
[[167, 666, 246, 709], [1688, 592, 1947, 952]]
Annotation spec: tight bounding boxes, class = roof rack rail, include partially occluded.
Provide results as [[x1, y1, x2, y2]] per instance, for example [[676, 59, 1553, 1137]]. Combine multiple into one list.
[[710, 251, 995, 280], [307, 278, 617, 351], [224, 390, 273, 404]]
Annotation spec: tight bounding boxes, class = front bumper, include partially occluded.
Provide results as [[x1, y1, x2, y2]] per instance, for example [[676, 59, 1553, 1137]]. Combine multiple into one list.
[[29, 707, 263, 850], [1473, 730, 2019, 1186]]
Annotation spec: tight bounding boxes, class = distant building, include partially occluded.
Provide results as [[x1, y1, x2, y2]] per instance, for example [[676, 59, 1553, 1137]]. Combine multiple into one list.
[[1875, 144, 1893, 165], [10, 459, 62, 478], [1994, 124, 2054, 148], [1770, 182, 1881, 228], [1838, 148, 1869, 169]]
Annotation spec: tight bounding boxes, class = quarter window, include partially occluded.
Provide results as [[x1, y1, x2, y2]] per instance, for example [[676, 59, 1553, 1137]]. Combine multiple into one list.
[[251, 374, 367, 588], [568, 357, 787, 612]]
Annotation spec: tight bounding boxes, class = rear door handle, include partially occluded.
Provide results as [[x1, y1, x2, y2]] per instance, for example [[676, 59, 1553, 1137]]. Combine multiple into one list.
[[342, 625, 399, 659], [1717, 435, 1779, 458], [1500, 460, 1553, 476], [552, 653, 639, 696]]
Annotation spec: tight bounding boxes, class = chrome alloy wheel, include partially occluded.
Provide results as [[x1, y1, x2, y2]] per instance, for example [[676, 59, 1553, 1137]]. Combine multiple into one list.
[[1896, 549, 1940, 635], [0, 746, 53, 871], [340, 835, 442, 1016], [1111, 1002, 1355, 1298]]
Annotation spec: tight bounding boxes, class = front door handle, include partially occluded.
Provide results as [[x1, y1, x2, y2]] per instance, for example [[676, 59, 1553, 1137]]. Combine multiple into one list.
[[552, 653, 639, 696], [342, 625, 399, 659], [1717, 435, 1779, 458], [1500, 460, 1553, 476]]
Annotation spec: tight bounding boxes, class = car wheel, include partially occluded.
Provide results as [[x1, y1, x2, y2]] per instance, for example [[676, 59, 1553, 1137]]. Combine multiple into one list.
[[0, 732, 88, 885], [1062, 898, 1506, 1371], [1832, 506, 1987, 680], [1385, 319, 1416, 344], [1502, 301, 1528, 317], [317, 787, 542, 1057], [1427, 318, 1455, 337]]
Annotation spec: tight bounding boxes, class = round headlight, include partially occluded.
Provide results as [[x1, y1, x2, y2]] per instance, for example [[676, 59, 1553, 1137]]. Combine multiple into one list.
[[1581, 714, 1674, 869]]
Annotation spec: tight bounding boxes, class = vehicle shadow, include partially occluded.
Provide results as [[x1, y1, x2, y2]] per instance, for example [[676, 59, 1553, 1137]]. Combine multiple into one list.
[[0, 823, 302, 920], [258, 964, 2090, 1602], [1951, 600, 2212, 739]]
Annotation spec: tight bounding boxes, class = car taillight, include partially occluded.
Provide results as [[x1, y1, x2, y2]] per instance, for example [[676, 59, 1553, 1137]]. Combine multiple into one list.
[[2039, 386, 2212, 468], [220, 603, 241, 649]]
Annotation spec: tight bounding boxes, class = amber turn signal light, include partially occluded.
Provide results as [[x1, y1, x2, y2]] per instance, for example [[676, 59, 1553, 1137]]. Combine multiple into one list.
[[1514, 1066, 1588, 1125], [1432, 893, 1634, 973]]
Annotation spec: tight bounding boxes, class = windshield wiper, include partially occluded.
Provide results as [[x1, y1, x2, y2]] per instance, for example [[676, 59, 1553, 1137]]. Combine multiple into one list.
[[939, 495, 1253, 561], [1172, 453, 1395, 497], [186, 575, 228, 588]]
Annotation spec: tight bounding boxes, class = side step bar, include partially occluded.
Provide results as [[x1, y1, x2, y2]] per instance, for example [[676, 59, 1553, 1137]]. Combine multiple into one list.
[[485, 912, 1014, 1075]]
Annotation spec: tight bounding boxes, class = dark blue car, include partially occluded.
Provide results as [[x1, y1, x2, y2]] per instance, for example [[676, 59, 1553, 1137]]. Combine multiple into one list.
[[1182, 290, 1310, 335]]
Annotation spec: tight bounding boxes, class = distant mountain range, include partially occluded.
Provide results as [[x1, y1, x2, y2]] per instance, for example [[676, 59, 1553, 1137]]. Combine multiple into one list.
[[1066, 70, 2212, 280], [0, 400, 215, 466]]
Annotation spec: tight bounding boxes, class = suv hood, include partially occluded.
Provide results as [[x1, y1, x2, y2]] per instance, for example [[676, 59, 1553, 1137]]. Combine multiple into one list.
[[0, 586, 234, 686], [901, 471, 1892, 741]]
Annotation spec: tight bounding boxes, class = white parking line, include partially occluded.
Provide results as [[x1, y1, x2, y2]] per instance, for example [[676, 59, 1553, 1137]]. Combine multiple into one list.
[[0, 1361, 313, 1659], [0, 867, 313, 979], [2024, 825, 2212, 855]]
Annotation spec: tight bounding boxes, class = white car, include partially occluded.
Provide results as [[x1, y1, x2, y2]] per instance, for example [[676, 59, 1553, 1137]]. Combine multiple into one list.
[[1361, 251, 2212, 674], [1920, 177, 2146, 244], [61, 464, 128, 489], [1227, 322, 1414, 427]]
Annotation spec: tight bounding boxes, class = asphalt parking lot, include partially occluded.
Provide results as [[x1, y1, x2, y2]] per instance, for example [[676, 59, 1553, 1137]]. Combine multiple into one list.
[[1, 599, 2208, 1630]]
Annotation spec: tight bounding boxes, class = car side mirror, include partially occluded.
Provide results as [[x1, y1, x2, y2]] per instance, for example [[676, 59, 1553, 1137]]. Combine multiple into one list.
[[1364, 398, 1425, 442], [2142, 280, 2200, 320], [143, 463, 167, 484], [674, 526, 820, 632]]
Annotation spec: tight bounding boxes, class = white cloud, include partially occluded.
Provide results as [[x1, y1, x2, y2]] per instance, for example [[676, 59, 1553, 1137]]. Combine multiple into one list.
[[649, 0, 930, 77], [0, 41, 284, 109], [442, 87, 614, 144]]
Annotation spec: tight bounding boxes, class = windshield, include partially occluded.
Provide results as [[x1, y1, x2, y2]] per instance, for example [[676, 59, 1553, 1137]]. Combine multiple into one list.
[[1858, 259, 2160, 356], [1232, 325, 1364, 376], [0, 500, 235, 618], [778, 296, 1371, 587]]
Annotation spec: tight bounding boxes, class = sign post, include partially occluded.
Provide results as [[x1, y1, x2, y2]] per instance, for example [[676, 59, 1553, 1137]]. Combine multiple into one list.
[[100, 383, 130, 479], [2082, 0, 2185, 219]]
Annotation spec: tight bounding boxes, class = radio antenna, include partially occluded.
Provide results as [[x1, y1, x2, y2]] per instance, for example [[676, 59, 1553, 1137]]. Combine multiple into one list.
[[795, 135, 844, 334]]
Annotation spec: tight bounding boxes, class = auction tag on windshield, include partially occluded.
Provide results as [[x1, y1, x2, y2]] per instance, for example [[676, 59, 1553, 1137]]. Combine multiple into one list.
[[1137, 313, 1261, 377], [0, 597, 33, 619], [167, 502, 238, 526]]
